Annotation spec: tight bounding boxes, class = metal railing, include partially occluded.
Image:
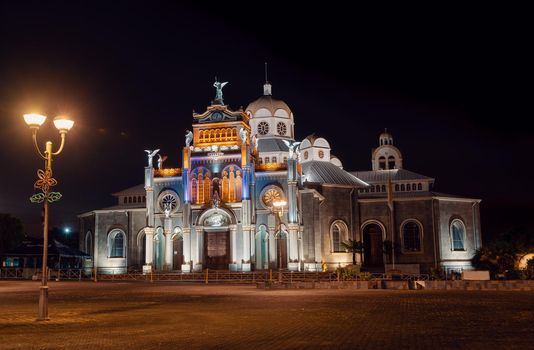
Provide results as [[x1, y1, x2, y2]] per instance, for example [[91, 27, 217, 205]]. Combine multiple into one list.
[[0, 267, 432, 284], [0, 268, 89, 280]]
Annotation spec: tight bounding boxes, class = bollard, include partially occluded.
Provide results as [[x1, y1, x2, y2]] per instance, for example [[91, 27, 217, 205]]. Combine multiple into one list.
[[205, 268, 209, 284], [150, 270, 153, 283], [269, 269, 273, 282]]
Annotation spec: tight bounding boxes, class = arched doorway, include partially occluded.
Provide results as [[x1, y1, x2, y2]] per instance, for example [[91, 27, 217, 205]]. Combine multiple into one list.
[[255, 225, 269, 270], [154, 228, 165, 271], [172, 227, 183, 270], [198, 208, 234, 270], [363, 223, 384, 269], [276, 229, 288, 269]]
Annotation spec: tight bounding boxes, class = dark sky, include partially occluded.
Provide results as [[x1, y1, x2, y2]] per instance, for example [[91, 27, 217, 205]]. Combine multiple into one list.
[[0, 2, 531, 241]]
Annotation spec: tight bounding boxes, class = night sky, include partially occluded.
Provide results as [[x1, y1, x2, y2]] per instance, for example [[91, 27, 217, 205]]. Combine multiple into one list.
[[0, 2, 531, 241]]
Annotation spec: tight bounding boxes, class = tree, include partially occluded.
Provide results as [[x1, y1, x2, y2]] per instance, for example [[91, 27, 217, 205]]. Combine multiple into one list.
[[472, 227, 533, 278], [0, 213, 24, 255], [341, 239, 363, 265]]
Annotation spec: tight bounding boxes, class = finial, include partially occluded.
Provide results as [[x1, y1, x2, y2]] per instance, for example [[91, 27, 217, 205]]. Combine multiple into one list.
[[263, 62, 272, 96]]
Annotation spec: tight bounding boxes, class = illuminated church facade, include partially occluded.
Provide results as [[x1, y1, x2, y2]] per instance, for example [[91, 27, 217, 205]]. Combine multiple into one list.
[[79, 80, 482, 275]]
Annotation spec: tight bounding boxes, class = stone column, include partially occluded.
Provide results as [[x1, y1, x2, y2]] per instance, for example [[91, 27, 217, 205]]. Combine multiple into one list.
[[182, 228, 191, 272], [144, 227, 154, 273], [164, 217, 173, 271], [288, 225, 298, 271], [242, 225, 251, 271], [229, 224, 237, 270]]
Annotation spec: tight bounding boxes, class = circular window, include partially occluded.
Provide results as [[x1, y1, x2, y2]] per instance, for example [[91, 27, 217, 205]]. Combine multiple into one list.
[[261, 187, 284, 208], [158, 190, 180, 213], [319, 150, 324, 159], [276, 122, 287, 136], [304, 151, 309, 160], [257, 122, 269, 135]]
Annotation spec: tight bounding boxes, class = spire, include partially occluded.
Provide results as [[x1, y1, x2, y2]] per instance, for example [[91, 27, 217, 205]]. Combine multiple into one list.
[[263, 62, 272, 96]]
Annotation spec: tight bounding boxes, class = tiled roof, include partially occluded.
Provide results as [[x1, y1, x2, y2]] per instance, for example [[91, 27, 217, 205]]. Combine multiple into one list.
[[258, 138, 290, 152], [246, 95, 291, 116], [350, 169, 433, 183], [112, 184, 145, 196], [302, 161, 368, 187]]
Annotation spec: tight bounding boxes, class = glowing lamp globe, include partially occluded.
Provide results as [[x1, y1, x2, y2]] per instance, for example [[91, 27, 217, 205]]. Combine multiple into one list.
[[273, 200, 287, 208], [23, 113, 47, 128], [53, 116, 74, 132]]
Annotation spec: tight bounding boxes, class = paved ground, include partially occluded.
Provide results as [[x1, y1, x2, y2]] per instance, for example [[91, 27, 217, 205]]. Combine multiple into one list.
[[0, 281, 533, 349]]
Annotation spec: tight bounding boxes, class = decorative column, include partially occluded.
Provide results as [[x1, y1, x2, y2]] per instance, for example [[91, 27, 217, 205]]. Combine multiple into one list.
[[143, 161, 155, 274], [267, 214, 276, 269], [287, 156, 300, 271], [164, 217, 173, 271], [287, 223, 299, 271], [242, 225, 251, 271], [229, 224, 237, 271], [181, 228, 191, 272], [144, 227, 154, 270]]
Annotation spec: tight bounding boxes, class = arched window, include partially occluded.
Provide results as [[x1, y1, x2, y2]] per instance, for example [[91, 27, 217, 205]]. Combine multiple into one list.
[[123, 197, 127, 204], [330, 220, 348, 253], [272, 156, 277, 163], [395, 184, 399, 191], [108, 230, 126, 258], [143, 196, 146, 202], [450, 219, 466, 251], [265, 157, 270, 163], [258, 158, 263, 164], [138, 196, 141, 203], [418, 183, 422, 191], [379, 156, 386, 170], [401, 184, 405, 191], [388, 156, 395, 169], [283, 157, 287, 163], [133, 196, 137, 203], [407, 184, 411, 191], [128, 197, 132, 203], [402, 221, 422, 252], [412, 183, 416, 191], [370, 185, 375, 192], [381, 185, 386, 192]]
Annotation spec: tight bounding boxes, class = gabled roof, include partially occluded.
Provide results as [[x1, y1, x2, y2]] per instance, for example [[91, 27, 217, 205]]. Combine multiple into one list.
[[350, 169, 434, 183], [258, 138, 290, 152], [112, 184, 145, 197], [3, 238, 89, 257], [302, 161, 368, 187]]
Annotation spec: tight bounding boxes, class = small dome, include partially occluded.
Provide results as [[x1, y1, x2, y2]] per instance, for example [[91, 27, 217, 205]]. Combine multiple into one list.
[[246, 95, 292, 119], [379, 129, 394, 146]]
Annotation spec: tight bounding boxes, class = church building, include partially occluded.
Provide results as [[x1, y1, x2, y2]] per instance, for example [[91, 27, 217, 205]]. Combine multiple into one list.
[[78, 79, 482, 275]]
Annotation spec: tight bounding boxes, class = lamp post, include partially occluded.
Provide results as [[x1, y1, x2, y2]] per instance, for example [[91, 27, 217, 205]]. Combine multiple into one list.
[[271, 199, 287, 279], [23, 113, 74, 321]]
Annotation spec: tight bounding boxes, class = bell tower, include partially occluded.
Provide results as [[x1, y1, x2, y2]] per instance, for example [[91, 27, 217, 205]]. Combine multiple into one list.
[[372, 129, 403, 170]]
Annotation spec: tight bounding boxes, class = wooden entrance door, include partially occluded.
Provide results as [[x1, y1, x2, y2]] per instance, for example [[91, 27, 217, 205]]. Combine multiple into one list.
[[173, 239, 183, 269], [363, 224, 384, 268], [204, 231, 230, 270], [276, 238, 288, 269]]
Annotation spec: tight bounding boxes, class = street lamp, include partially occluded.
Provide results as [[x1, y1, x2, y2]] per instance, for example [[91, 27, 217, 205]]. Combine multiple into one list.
[[24, 113, 74, 321], [271, 199, 287, 275]]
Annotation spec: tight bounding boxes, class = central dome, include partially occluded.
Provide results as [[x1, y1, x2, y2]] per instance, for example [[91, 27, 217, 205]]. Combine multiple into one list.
[[246, 95, 292, 119]]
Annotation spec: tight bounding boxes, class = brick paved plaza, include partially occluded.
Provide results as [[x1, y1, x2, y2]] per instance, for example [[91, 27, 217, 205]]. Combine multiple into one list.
[[0, 281, 533, 349]]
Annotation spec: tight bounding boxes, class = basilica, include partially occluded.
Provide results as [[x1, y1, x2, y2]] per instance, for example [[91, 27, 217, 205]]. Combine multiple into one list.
[[78, 80, 482, 275]]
